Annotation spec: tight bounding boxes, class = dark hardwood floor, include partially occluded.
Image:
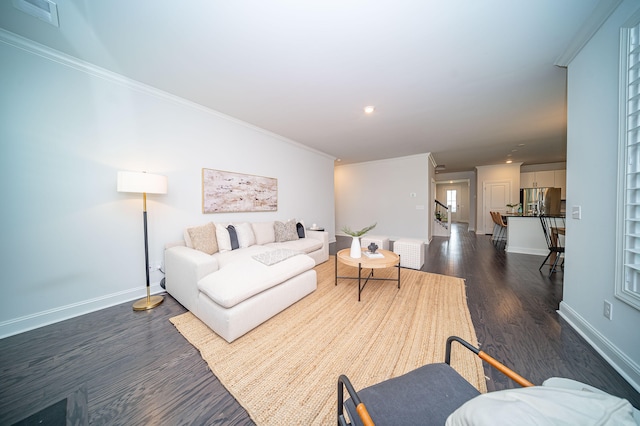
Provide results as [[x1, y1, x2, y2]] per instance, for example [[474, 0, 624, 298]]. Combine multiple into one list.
[[423, 224, 639, 407], [0, 296, 254, 425], [1, 224, 638, 425]]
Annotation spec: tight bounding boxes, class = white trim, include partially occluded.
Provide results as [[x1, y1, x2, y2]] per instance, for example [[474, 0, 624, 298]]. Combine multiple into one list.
[[0, 283, 165, 339], [615, 13, 640, 311], [504, 246, 548, 256], [558, 301, 640, 393], [429, 153, 438, 168], [0, 28, 335, 162], [554, 0, 623, 66], [334, 152, 432, 169]]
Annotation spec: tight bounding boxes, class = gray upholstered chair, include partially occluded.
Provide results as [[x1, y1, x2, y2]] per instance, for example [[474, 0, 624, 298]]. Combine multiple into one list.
[[337, 336, 533, 426]]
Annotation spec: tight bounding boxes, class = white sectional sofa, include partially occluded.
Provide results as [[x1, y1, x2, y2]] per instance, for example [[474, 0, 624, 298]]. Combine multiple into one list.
[[165, 220, 329, 342]]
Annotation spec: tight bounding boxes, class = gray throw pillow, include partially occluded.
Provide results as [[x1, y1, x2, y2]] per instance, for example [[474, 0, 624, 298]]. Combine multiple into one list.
[[274, 220, 299, 242]]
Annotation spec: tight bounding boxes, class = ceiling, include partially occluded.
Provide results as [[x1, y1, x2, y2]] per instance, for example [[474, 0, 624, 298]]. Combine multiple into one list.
[[0, 0, 605, 172]]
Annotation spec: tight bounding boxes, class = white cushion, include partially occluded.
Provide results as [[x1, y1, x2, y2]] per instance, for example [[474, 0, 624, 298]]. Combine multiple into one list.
[[446, 385, 637, 426], [251, 221, 276, 245], [184, 229, 194, 248], [198, 254, 315, 308], [213, 245, 269, 268], [234, 222, 256, 248], [215, 223, 232, 252], [266, 238, 323, 254]]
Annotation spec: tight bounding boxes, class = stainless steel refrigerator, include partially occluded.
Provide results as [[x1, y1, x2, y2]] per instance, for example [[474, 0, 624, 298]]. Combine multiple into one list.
[[520, 187, 562, 216]]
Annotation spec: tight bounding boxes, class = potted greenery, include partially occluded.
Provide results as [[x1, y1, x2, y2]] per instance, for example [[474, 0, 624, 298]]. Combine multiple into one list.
[[342, 223, 377, 258], [506, 203, 520, 214]]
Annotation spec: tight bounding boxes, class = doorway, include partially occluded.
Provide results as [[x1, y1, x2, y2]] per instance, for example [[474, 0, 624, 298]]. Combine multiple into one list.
[[435, 180, 470, 224]]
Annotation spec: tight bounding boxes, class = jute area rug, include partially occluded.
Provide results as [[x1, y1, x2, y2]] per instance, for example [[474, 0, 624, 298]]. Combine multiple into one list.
[[170, 256, 486, 425]]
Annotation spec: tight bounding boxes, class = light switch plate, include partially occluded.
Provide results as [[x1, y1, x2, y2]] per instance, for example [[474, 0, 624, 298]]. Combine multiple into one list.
[[572, 206, 581, 220]]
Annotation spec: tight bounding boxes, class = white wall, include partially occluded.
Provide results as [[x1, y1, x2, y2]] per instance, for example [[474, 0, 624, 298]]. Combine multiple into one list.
[[334, 154, 431, 242], [475, 163, 522, 234], [562, 0, 640, 390], [0, 32, 335, 338]]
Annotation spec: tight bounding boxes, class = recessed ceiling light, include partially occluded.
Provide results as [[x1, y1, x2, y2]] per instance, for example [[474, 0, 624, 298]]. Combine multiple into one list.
[[506, 160, 513, 164], [364, 106, 375, 114]]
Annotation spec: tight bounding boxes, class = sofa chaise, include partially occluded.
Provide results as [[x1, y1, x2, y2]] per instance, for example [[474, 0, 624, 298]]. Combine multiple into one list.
[[165, 220, 329, 342]]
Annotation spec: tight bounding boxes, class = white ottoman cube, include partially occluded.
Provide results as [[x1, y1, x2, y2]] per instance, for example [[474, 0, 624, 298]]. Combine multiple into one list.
[[361, 235, 390, 251], [393, 239, 425, 270]]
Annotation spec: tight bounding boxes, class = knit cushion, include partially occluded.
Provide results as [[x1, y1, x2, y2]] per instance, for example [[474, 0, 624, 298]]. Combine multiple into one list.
[[274, 220, 299, 242], [186, 223, 218, 255]]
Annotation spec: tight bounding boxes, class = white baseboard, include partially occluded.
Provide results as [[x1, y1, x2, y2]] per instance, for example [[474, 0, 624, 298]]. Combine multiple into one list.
[[505, 246, 548, 256], [558, 301, 640, 393], [0, 283, 165, 339]]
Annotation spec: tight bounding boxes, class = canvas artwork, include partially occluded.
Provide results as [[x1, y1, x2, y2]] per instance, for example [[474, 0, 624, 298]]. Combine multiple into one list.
[[202, 168, 278, 213]]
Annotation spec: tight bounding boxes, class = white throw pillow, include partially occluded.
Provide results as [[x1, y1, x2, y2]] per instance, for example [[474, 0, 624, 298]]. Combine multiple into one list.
[[234, 222, 256, 248], [446, 385, 637, 426], [252, 222, 276, 245], [215, 223, 232, 252]]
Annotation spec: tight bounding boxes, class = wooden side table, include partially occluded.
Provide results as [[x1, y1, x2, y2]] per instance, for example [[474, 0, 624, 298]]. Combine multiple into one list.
[[335, 249, 400, 301]]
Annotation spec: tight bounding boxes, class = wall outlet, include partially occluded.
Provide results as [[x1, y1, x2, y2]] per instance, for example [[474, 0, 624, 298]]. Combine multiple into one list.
[[603, 300, 612, 320], [149, 262, 162, 272]]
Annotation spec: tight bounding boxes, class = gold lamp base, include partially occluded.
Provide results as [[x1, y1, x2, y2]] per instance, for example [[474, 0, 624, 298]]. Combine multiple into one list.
[[133, 294, 164, 311]]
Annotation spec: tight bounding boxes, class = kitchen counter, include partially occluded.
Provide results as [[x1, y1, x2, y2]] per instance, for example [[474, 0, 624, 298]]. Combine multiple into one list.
[[505, 216, 548, 255]]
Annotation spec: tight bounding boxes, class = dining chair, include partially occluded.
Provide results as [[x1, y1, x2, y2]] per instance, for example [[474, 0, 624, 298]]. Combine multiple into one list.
[[490, 211, 507, 243], [539, 215, 566, 278]]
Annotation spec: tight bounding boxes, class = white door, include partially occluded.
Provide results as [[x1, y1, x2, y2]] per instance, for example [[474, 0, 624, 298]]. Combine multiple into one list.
[[483, 181, 511, 234], [444, 187, 459, 222]]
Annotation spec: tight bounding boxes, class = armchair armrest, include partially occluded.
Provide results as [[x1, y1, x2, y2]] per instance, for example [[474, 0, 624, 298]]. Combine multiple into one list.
[[338, 375, 374, 426]]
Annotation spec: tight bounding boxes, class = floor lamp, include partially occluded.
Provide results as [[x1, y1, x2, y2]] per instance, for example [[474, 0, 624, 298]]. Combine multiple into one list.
[[117, 171, 168, 311]]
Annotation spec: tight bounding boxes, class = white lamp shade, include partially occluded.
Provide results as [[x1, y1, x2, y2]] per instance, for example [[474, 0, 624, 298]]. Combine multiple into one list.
[[117, 171, 168, 194]]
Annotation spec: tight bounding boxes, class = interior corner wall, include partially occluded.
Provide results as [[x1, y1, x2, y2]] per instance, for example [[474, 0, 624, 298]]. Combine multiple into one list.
[[563, 0, 640, 390], [0, 34, 335, 338], [334, 154, 430, 242]]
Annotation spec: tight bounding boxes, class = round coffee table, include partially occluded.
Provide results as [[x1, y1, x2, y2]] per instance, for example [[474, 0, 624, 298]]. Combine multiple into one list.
[[335, 249, 400, 301]]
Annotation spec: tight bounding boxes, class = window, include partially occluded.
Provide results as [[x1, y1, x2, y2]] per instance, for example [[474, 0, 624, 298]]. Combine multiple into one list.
[[616, 16, 640, 310], [446, 189, 457, 213]]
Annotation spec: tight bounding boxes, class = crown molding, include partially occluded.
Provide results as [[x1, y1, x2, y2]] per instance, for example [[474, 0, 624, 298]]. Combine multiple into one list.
[[0, 28, 335, 162], [554, 0, 623, 67]]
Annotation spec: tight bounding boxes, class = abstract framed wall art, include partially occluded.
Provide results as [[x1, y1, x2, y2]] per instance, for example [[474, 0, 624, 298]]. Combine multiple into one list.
[[202, 168, 278, 213]]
